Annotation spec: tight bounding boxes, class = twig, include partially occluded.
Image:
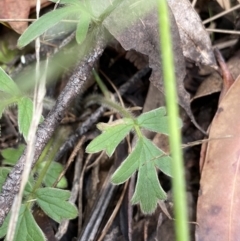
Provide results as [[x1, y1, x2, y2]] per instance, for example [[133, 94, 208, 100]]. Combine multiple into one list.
[[203, 4, 240, 25], [206, 28, 240, 35], [55, 139, 84, 239], [54, 67, 151, 162], [0, 29, 107, 226]]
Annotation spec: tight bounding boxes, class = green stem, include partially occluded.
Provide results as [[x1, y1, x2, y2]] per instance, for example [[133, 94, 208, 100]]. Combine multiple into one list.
[[92, 69, 111, 99], [157, 1, 189, 241], [134, 125, 143, 139], [85, 94, 134, 119]]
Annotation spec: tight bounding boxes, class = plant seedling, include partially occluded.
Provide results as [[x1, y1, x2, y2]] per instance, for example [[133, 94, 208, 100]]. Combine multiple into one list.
[[0, 144, 77, 241], [86, 96, 181, 213]]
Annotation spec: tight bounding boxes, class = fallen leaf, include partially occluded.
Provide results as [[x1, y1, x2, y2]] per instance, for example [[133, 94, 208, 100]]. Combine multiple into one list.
[[103, 0, 205, 133], [196, 75, 240, 241], [192, 51, 240, 101], [125, 49, 149, 70], [0, 0, 49, 34], [192, 71, 222, 101], [168, 0, 217, 68]]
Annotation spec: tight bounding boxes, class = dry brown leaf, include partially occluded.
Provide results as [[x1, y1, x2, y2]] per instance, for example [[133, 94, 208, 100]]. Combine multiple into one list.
[[0, 0, 49, 34], [192, 71, 222, 100], [192, 51, 240, 101], [168, 0, 217, 68], [103, 0, 185, 96], [103, 0, 205, 133], [125, 49, 148, 70], [196, 75, 240, 241]]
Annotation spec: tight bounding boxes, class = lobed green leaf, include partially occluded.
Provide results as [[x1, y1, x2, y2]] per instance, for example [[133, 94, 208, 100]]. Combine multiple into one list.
[[13, 205, 46, 241], [0, 204, 46, 241], [137, 107, 169, 134], [86, 118, 134, 156], [142, 137, 172, 177], [36, 188, 78, 223], [112, 136, 172, 214], [131, 137, 171, 213], [131, 158, 167, 214], [111, 139, 142, 184]]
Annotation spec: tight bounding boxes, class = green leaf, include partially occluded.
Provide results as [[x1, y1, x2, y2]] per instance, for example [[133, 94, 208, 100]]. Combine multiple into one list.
[[38, 161, 68, 188], [137, 107, 169, 134], [111, 139, 142, 184], [112, 136, 172, 214], [13, 204, 46, 241], [137, 107, 182, 134], [131, 157, 167, 214], [0, 67, 20, 95], [76, 13, 91, 44], [143, 137, 172, 177], [0, 204, 46, 240], [1, 144, 25, 166], [18, 6, 81, 48], [36, 187, 78, 223], [86, 118, 134, 156], [18, 97, 33, 140]]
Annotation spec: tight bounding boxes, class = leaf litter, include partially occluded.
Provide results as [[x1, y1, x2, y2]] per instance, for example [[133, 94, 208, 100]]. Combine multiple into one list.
[[196, 72, 240, 241], [1, 0, 240, 240], [104, 0, 215, 134]]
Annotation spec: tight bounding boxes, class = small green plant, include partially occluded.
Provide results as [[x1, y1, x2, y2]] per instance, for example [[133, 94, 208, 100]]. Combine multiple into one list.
[[17, 0, 102, 48], [0, 0, 189, 239], [85, 94, 181, 213], [0, 67, 36, 140], [0, 144, 77, 241]]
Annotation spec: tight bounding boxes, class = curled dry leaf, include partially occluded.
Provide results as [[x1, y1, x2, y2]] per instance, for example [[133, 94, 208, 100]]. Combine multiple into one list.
[[103, 0, 204, 133], [192, 51, 240, 101], [168, 0, 217, 68], [192, 71, 222, 101], [196, 75, 240, 241]]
